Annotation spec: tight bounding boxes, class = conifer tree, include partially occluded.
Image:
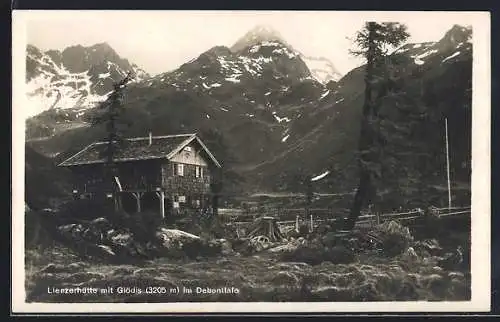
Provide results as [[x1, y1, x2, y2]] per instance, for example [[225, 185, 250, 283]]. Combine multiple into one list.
[[345, 22, 410, 230], [92, 72, 134, 197]]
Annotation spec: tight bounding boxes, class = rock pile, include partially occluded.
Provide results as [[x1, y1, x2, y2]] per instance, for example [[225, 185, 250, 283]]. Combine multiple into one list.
[[55, 217, 224, 261]]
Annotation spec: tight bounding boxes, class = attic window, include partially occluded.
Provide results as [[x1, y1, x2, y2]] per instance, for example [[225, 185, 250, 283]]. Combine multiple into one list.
[[184, 146, 192, 152]]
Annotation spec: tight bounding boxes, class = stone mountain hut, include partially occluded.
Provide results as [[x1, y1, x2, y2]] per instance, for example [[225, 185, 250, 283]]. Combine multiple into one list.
[[58, 133, 222, 218]]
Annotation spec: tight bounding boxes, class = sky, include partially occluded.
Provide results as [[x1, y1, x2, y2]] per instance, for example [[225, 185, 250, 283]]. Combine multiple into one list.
[[22, 11, 480, 76]]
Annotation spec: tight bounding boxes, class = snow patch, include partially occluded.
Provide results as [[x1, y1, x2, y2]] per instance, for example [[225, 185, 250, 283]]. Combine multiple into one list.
[[442, 51, 461, 63], [249, 44, 261, 53], [220, 107, 229, 112], [272, 47, 297, 59], [393, 46, 410, 54], [412, 49, 439, 65], [281, 134, 290, 142], [225, 76, 241, 83], [311, 171, 330, 182], [98, 72, 110, 79], [273, 114, 291, 123], [414, 57, 425, 65], [253, 56, 273, 64], [319, 90, 330, 100], [300, 55, 342, 83]]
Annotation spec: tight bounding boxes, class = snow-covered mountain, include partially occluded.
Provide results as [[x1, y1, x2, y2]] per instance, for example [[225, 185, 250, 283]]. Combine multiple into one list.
[[230, 25, 290, 53], [27, 26, 331, 177], [25, 43, 149, 118], [230, 25, 342, 84], [299, 55, 342, 84], [27, 24, 472, 203], [392, 24, 472, 66]]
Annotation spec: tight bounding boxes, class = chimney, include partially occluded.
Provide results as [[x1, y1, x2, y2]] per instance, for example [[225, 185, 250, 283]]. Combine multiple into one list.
[[149, 131, 152, 146]]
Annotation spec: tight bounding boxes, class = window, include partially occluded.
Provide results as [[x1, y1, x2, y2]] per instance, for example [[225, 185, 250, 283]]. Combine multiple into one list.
[[184, 146, 192, 152], [178, 196, 186, 203], [175, 163, 184, 176], [196, 166, 204, 178]]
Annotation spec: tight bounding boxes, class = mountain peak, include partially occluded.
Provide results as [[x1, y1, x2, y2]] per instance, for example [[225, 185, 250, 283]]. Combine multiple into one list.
[[230, 25, 287, 52], [89, 42, 116, 53], [439, 24, 472, 46]]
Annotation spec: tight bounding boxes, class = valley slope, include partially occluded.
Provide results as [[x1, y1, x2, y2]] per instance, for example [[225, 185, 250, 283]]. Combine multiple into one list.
[[25, 25, 472, 207]]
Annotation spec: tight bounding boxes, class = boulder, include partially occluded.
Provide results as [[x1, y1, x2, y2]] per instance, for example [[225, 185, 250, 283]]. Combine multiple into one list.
[[155, 228, 201, 250], [413, 239, 443, 257], [58, 223, 85, 240], [268, 237, 307, 253], [39, 263, 68, 274], [96, 244, 116, 256], [108, 230, 133, 247], [268, 244, 298, 253], [90, 217, 111, 228]]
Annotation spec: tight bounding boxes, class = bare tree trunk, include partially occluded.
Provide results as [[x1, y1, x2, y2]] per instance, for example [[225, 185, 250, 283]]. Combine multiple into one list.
[[346, 171, 371, 230], [346, 22, 377, 230]]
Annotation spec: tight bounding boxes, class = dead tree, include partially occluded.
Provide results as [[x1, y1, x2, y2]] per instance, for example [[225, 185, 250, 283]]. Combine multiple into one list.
[[247, 216, 285, 242]]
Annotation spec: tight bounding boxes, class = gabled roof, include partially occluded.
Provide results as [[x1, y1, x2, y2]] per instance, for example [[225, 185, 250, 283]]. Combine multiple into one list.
[[58, 133, 222, 168]]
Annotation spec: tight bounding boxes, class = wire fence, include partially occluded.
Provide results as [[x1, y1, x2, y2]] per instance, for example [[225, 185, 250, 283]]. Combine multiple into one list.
[[220, 205, 472, 233]]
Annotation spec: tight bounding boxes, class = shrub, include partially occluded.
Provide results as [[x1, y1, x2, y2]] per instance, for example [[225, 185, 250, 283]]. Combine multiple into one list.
[[380, 233, 410, 257], [374, 221, 414, 257], [118, 210, 163, 243]]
